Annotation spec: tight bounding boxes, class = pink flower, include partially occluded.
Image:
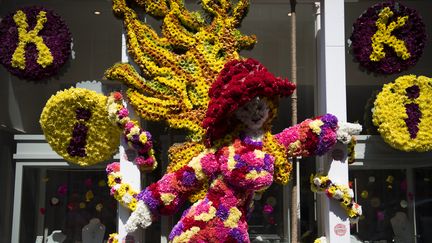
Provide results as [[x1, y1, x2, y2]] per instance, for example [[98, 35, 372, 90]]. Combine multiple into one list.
[[263, 204, 274, 214], [135, 156, 155, 167], [57, 184, 68, 196], [106, 162, 120, 174], [200, 153, 218, 176], [118, 108, 129, 117], [125, 121, 135, 130]]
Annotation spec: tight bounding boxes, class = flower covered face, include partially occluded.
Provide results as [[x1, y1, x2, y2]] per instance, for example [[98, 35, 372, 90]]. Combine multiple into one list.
[[235, 97, 269, 131]]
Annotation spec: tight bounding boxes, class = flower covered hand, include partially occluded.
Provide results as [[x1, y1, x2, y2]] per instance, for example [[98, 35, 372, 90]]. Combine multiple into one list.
[[125, 200, 153, 232]]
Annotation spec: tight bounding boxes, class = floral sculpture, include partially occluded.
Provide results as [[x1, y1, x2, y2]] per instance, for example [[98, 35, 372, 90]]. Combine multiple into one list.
[[373, 75, 432, 152], [310, 174, 362, 221], [0, 6, 72, 80], [105, 0, 361, 242], [349, 1, 426, 75], [40, 87, 121, 166]]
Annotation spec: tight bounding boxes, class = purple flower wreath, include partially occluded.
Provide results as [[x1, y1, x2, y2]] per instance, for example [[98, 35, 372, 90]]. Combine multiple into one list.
[[349, 1, 426, 75], [0, 6, 72, 80]]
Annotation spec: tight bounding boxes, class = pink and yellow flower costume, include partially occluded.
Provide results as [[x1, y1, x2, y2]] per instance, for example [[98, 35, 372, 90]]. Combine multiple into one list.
[[137, 114, 338, 242]]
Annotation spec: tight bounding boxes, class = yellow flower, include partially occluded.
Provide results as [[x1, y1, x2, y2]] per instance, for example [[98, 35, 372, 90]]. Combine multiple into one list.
[[373, 75, 432, 151], [369, 7, 410, 62], [40, 88, 121, 166], [11, 10, 54, 69]]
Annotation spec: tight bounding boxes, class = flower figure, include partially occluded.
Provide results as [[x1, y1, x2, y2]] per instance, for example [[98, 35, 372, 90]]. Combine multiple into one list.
[[104, 0, 362, 241]]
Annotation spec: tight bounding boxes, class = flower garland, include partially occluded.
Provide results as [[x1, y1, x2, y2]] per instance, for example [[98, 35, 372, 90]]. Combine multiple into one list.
[[0, 6, 72, 80], [373, 75, 432, 151], [310, 174, 362, 221], [347, 136, 357, 164], [314, 237, 327, 243], [107, 92, 157, 171], [106, 162, 154, 234], [106, 163, 139, 211], [349, 1, 426, 74], [107, 233, 119, 243], [40, 87, 120, 166]]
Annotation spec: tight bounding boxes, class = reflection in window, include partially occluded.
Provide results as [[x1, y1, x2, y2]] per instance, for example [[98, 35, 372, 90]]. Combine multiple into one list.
[[20, 168, 117, 243], [350, 170, 410, 242]]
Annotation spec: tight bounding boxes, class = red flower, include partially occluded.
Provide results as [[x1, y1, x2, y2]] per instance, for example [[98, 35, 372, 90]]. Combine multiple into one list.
[[113, 92, 123, 101]]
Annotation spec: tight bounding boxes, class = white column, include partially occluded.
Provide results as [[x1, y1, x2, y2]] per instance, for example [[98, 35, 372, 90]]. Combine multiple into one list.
[[117, 31, 144, 242], [316, 1, 350, 242]]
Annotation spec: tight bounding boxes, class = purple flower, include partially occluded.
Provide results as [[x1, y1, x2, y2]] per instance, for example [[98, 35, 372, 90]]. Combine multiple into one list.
[[263, 154, 272, 171], [405, 103, 421, 139], [181, 171, 196, 186], [321, 114, 338, 129], [216, 205, 229, 220], [240, 132, 263, 147], [234, 155, 247, 169], [75, 108, 92, 121], [67, 122, 89, 157], [169, 222, 184, 240], [406, 85, 420, 99], [229, 228, 244, 242], [136, 189, 159, 214]]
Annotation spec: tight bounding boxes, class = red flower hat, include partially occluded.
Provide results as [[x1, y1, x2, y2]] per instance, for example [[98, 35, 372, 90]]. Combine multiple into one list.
[[203, 58, 296, 142]]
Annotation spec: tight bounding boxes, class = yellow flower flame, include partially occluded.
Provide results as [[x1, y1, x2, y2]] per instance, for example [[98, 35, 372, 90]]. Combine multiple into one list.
[[105, 0, 256, 142]]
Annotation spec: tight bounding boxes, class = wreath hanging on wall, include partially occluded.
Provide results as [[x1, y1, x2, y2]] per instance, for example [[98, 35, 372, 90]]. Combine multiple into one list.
[[40, 87, 121, 166], [349, 1, 426, 75], [0, 6, 72, 80], [373, 75, 432, 152]]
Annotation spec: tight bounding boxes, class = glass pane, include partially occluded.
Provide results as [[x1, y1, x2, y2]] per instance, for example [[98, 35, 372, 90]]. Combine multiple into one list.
[[414, 167, 432, 243], [349, 169, 410, 242], [20, 167, 117, 243]]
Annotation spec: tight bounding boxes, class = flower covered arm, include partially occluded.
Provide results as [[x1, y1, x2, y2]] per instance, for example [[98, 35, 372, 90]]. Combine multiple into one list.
[[274, 114, 339, 157], [136, 149, 218, 216]]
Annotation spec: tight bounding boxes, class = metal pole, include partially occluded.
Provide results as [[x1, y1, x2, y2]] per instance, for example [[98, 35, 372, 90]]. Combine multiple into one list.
[[289, 1, 300, 242]]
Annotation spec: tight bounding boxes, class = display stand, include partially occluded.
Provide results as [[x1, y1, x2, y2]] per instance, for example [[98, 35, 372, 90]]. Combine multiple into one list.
[[391, 212, 412, 243], [82, 218, 105, 243], [46, 230, 66, 243]]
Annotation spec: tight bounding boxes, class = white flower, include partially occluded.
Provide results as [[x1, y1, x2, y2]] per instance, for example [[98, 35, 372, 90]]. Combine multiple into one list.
[[125, 200, 153, 232], [348, 189, 354, 198], [113, 184, 121, 191], [313, 177, 322, 186], [122, 193, 133, 204], [333, 190, 344, 200], [337, 122, 362, 144], [353, 203, 362, 215]]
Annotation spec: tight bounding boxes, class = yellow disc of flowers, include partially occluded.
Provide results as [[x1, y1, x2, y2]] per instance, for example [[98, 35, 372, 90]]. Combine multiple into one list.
[[373, 75, 432, 152], [40, 87, 121, 166]]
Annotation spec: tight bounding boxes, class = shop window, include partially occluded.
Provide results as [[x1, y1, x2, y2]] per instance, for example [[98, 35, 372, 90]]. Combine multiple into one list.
[[15, 163, 117, 242]]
